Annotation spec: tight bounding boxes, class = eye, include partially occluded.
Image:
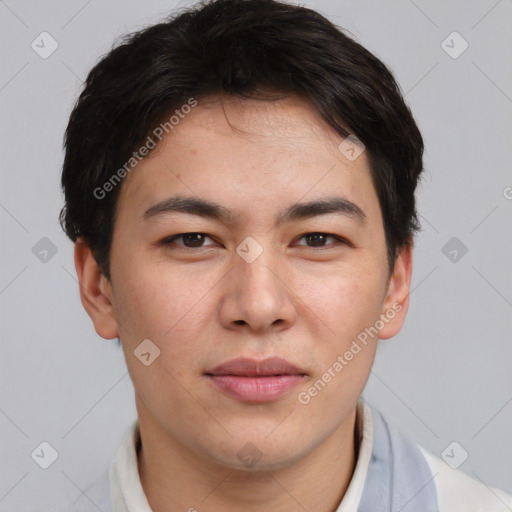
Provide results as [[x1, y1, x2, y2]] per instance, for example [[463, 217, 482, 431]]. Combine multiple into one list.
[[295, 232, 347, 248], [161, 232, 217, 248], [160, 232, 349, 250]]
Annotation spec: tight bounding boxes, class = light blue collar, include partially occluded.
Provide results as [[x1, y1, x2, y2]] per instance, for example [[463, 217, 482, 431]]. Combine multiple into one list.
[[358, 405, 438, 511]]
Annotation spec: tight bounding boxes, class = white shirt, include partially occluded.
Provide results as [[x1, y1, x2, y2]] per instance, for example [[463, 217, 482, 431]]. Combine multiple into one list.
[[70, 399, 512, 511]]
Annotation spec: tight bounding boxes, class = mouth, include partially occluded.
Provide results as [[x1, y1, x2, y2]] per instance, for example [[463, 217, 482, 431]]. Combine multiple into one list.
[[204, 357, 307, 403]]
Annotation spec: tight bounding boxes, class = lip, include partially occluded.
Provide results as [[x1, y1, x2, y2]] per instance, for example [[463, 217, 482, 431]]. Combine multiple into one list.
[[205, 357, 307, 403], [207, 357, 306, 377]]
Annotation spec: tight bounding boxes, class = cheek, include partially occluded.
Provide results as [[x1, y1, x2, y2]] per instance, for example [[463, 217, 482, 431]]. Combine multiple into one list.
[[299, 264, 385, 340], [301, 277, 381, 409], [111, 253, 202, 340], [112, 264, 203, 407], [111, 256, 216, 391]]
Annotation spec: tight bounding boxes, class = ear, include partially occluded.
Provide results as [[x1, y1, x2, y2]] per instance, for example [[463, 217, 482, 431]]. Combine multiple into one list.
[[74, 238, 119, 340], [378, 243, 413, 340]]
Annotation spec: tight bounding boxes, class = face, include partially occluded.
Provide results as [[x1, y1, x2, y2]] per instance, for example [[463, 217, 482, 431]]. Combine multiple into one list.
[[76, 94, 412, 471]]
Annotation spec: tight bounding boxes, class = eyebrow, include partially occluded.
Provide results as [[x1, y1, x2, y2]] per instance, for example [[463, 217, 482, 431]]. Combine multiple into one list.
[[142, 195, 366, 227]]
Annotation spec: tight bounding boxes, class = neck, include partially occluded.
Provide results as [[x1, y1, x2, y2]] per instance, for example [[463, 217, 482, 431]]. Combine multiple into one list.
[[137, 397, 358, 512]]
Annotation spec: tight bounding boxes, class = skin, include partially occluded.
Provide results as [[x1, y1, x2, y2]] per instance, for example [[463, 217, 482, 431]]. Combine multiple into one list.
[[75, 94, 412, 512]]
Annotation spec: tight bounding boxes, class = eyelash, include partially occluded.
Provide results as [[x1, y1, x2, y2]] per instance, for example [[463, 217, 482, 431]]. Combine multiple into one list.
[[160, 232, 350, 250]]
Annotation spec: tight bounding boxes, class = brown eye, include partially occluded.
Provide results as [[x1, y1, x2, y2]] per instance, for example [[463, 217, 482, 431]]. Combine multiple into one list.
[[162, 233, 216, 248], [295, 232, 344, 248]]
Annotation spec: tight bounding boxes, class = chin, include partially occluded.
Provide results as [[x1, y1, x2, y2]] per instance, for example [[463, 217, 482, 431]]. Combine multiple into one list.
[[210, 435, 308, 473]]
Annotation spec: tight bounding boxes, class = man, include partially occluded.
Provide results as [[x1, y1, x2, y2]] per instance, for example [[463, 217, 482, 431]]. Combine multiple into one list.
[[59, 0, 512, 510]]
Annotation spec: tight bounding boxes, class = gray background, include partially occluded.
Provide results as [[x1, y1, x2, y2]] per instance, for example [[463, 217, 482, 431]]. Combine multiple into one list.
[[1, 0, 511, 510]]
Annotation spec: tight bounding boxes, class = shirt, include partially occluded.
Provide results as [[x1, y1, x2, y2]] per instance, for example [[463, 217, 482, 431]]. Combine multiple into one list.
[[69, 399, 512, 511]]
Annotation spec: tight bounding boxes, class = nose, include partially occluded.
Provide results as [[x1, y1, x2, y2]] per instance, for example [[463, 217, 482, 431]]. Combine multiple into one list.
[[218, 248, 297, 334]]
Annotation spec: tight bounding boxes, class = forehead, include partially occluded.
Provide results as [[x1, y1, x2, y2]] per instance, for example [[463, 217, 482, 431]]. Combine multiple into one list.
[[116, 94, 378, 224], [170, 94, 348, 153]]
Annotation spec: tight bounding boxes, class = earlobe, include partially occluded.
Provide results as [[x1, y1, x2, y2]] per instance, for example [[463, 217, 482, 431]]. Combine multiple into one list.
[[378, 244, 413, 340], [74, 238, 119, 340]]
